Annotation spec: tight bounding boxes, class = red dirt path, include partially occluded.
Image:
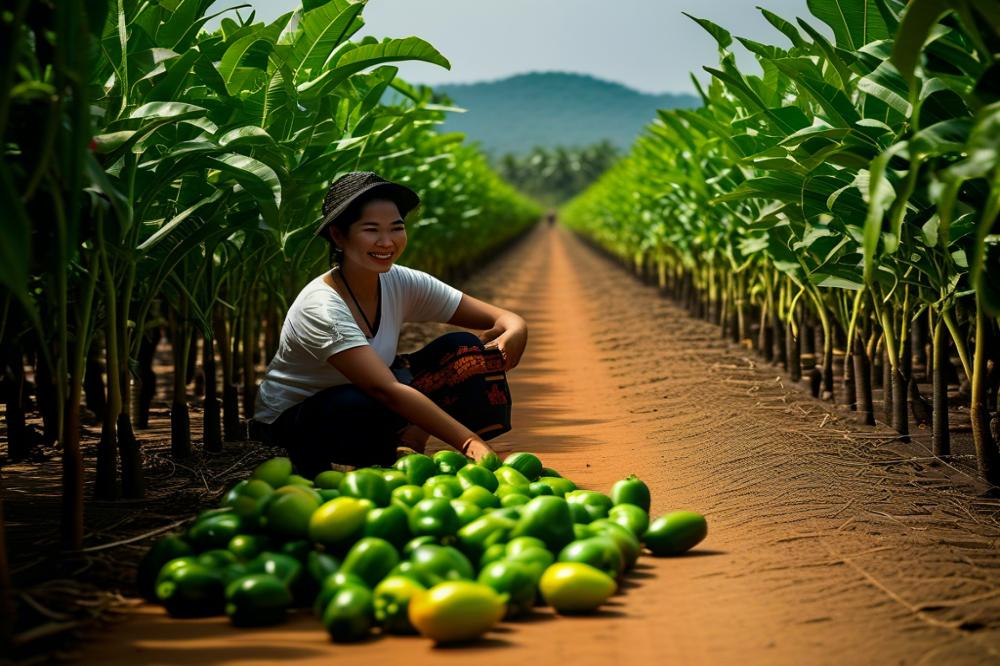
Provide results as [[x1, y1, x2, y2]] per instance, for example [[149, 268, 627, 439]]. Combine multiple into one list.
[[76, 224, 1000, 665]]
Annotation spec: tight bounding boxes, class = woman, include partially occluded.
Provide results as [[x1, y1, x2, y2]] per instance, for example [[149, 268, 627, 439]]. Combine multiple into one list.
[[250, 172, 528, 478]]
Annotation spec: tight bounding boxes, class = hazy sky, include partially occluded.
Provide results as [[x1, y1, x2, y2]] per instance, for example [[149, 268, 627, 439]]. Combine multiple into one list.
[[210, 0, 819, 94]]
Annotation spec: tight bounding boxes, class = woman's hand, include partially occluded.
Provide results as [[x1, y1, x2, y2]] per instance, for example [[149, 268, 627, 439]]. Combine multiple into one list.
[[460, 436, 499, 463], [480, 316, 528, 371]]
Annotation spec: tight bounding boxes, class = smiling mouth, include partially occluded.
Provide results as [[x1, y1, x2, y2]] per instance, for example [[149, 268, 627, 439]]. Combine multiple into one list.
[[369, 252, 393, 259]]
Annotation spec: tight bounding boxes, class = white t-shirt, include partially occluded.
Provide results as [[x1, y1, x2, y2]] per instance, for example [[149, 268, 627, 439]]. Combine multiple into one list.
[[252, 264, 464, 424]]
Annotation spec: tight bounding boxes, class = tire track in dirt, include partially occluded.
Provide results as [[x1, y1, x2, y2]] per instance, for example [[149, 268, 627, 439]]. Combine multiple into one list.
[[79, 223, 1000, 665]]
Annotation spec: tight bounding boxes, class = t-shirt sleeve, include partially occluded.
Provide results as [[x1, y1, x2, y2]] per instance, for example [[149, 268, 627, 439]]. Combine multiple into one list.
[[401, 266, 464, 323], [289, 296, 369, 362]]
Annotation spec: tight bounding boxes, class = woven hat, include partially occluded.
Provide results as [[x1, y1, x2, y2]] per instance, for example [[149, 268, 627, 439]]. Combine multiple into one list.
[[316, 171, 420, 240]]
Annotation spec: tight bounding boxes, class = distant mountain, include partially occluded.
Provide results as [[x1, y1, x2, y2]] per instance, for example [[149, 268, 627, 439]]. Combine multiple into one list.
[[428, 72, 700, 156]]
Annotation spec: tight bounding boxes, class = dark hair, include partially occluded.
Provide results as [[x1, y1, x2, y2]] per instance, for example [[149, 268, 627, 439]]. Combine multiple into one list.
[[322, 188, 398, 266]]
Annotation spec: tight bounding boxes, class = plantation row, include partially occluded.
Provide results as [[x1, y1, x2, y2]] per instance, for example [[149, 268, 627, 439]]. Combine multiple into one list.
[[563, 0, 1000, 482], [1, 0, 539, 555]]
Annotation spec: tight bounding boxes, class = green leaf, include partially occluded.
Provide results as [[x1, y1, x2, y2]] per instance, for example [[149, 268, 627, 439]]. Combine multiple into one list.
[[758, 6, 808, 49], [684, 13, 733, 50], [807, 0, 890, 51], [891, 0, 949, 83], [298, 36, 449, 100], [857, 60, 912, 117], [291, 0, 367, 83]]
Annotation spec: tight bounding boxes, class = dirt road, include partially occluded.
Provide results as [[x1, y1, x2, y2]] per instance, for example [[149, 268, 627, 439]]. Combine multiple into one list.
[[80, 224, 1000, 665]]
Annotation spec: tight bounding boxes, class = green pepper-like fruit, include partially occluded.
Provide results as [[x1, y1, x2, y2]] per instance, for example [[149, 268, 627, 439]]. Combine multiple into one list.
[[402, 535, 439, 558], [456, 464, 499, 492], [313, 571, 367, 616], [228, 534, 270, 562], [380, 469, 409, 493], [156, 562, 225, 618], [506, 546, 554, 582], [409, 544, 475, 586], [394, 454, 438, 485], [408, 498, 460, 539], [589, 519, 642, 569], [502, 453, 544, 481], [610, 475, 651, 512], [458, 485, 501, 510], [339, 537, 400, 588], [408, 581, 505, 643], [246, 552, 303, 589], [510, 496, 575, 553], [263, 490, 320, 540], [224, 573, 292, 627], [423, 474, 463, 500], [391, 484, 425, 509], [314, 470, 345, 490], [363, 504, 411, 550], [478, 452, 503, 471], [537, 476, 576, 497], [307, 551, 340, 584], [456, 514, 516, 562], [450, 499, 484, 527], [477, 559, 537, 617], [322, 583, 374, 642], [136, 535, 193, 601], [539, 562, 615, 613], [608, 504, 649, 537], [644, 511, 707, 556], [338, 469, 390, 507], [528, 481, 554, 497], [494, 466, 531, 488], [187, 512, 242, 551], [565, 490, 614, 522], [251, 457, 292, 489], [197, 548, 239, 570], [374, 575, 426, 634], [433, 450, 468, 475], [558, 536, 624, 579], [308, 497, 371, 548]]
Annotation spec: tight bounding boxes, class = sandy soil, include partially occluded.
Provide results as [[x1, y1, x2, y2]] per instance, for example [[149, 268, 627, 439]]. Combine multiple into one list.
[[74, 224, 1000, 665]]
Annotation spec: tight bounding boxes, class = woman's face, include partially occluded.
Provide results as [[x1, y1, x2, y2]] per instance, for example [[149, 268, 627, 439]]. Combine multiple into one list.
[[330, 198, 407, 272]]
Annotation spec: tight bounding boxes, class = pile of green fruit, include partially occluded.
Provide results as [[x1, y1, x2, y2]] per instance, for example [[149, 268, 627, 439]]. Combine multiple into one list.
[[137, 451, 708, 643]]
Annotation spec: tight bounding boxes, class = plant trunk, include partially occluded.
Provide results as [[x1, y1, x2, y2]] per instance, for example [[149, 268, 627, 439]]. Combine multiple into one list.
[[913, 313, 929, 382], [170, 309, 192, 459], [788, 320, 801, 382], [854, 336, 875, 426], [203, 330, 222, 453], [932, 318, 950, 455], [215, 311, 241, 441], [33, 349, 60, 444], [118, 411, 144, 498], [971, 297, 1000, 483], [61, 394, 84, 547], [241, 297, 257, 422], [844, 350, 856, 411], [82, 339, 106, 422], [759, 302, 774, 362], [773, 309, 787, 370], [882, 340, 893, 418], [3, 342, 29, 461], [892, 368, 910, 442], [135, 325, 159, 429]]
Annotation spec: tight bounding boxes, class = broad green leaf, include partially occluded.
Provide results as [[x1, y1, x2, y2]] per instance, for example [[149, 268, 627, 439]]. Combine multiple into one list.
[[291, 0, 366, 82], [857, 60, 911, 117], [807, 0, 890, 51]]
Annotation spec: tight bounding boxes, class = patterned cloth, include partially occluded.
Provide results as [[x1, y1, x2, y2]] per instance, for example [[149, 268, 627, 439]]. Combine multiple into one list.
[[251, 331, 512, 477]]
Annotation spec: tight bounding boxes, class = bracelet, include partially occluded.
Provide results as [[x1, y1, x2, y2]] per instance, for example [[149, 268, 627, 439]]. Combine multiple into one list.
[[459, 436, 476, 455]]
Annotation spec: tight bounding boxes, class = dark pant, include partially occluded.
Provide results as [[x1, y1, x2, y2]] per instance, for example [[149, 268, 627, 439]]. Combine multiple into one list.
[[257, 332, 512, 478]]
